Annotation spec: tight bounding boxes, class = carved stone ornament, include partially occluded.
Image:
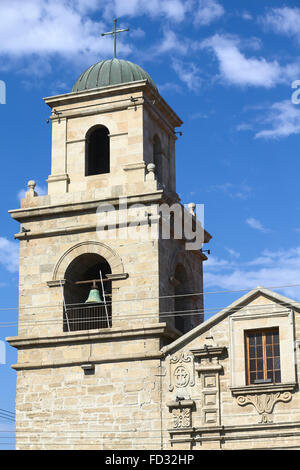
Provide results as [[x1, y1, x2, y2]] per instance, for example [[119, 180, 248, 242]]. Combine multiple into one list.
[[169, 352, 195, 392], [172, 408, 191, 429], [236, 391, 292, 423]]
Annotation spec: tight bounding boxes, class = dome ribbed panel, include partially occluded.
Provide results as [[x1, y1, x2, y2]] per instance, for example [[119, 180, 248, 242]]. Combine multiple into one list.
[[72, 59, 157, 92], [110, 59, 122, 85], [86, 63, 102, 90]]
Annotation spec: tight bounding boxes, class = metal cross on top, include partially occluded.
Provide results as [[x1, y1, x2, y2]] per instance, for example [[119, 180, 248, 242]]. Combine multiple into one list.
[[101, 18, 129, 59]]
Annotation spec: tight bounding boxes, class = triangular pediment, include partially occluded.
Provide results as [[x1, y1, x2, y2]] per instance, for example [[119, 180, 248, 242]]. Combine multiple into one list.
[[162, 287, 300, 355]]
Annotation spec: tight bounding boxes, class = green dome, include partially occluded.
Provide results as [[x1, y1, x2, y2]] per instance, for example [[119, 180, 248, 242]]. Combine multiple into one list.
[[72, 59, 157, 92]]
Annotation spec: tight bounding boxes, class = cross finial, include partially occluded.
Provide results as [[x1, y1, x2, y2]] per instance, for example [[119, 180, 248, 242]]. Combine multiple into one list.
[[101, 18, 129, 59]]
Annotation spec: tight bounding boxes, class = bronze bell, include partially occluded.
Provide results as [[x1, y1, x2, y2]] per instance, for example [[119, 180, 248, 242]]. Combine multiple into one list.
[[85, 281, 104, 304]]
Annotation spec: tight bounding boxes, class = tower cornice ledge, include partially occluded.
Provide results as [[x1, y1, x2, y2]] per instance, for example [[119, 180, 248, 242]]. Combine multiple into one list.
[[9, 352, 165, 371], [9, 190, 166, 222], [44, 80, 183, 130], [6, 323, 177, 349]]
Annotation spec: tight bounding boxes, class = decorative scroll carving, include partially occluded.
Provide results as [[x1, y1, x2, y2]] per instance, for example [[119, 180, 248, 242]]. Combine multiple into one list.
[[169, 352, 195, 392], [236, 392, 292, 423], [172, 408, 191, 429]]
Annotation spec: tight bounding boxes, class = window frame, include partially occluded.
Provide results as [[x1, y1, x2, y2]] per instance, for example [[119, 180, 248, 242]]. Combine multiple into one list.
[[229, 306, 296, 388], [245, 327, 281, 386]]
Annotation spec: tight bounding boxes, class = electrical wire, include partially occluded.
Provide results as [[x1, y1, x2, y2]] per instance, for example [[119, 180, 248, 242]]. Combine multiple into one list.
[[0, 409, 15, 416], [0, 300, 297, 329], [0, 282, 299, 312]]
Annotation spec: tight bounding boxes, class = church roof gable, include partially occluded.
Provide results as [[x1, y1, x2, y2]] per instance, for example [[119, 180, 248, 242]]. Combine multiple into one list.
[[161, 287, 300, 355]]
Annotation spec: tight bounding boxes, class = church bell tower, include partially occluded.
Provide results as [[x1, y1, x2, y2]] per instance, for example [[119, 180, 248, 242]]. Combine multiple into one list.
[[7, 31, 211, 449]]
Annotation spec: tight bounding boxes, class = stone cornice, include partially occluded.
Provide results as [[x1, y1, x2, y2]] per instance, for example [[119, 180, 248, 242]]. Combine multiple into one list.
[[167, 400, 195, 409], [10, 351, 164, 371], [44, 80, 182, 129], [230, 382, 297, 395], [190, 346, 227, 359], [6, 323, 171, 349], [169, 422, 300, 446], [9, 191, 165, 222]]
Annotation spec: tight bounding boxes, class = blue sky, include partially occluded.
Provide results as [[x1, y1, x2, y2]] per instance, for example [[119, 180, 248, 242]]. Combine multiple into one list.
[[1, 0, 300, 448]]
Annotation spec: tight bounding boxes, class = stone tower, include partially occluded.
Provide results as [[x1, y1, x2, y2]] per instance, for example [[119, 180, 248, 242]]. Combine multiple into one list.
[[7, 58, 211, 449]]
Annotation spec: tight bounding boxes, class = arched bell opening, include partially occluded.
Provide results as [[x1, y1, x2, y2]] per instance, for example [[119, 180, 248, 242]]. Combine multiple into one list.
[[174, 263, 192, 334], [63, 253, 112, 332], [85, 125, 110, 176]]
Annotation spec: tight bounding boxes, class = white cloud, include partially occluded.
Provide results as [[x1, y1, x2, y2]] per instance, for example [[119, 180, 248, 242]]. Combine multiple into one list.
[[246, 217, 269, 233], [154, 30, 189, 56], [129, 28, 146, 40], [102, 0, 225, 25], [0, 0, 128, 71], [102, 0, 190, 23], [194, 0, 225, 26], [241, 11, 253, 21], [0, 0, 225, 77], [226, 247, 240, 258], [158, 82, 183, 94], [202, 34, 300, 88], [0, 238, 19, 273], [255, 100, 300, 139], [190, 111, 209, 119], [204, 246, 300, 300], [236, 123, 253, 132], [172, 59, 202, 91], [262, 7, 300, 42]]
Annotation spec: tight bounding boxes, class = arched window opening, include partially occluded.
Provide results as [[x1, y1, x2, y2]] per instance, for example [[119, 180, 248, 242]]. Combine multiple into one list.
[[85, 126, 110, 176], [153, 135, 163, 184], [174, 263, 192, 334], [63, 253, 112, 331]]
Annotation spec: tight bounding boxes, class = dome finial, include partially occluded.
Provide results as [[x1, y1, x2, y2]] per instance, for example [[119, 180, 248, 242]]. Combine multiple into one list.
[[101, 18, 130, 59]]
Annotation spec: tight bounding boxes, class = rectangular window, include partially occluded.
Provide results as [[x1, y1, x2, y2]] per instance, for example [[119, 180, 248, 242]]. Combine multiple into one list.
[[245, 328, 281, 385]]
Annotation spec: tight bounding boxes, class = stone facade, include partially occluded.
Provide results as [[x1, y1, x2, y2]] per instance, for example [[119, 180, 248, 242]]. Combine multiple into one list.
[[7, 78, 209, 449], [161, 288, 300, 450], [7, 75, 299, 450], [7, 286, 300, 450]]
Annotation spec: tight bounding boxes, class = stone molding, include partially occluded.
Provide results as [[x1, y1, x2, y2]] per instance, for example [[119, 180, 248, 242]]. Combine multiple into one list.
[[10, 351, 164, 371], [123, 162, 146, 171], [46, 174, 69, 183], [10, 191, 165, 222], [168, 422, 300, 448], [167, 399, 195, 409], [52, 241, 124, 281], [44, 80, 182, 129], [191, 346, 226, 427], [230, 383, 297, 395], [6, 323, 171, 349]]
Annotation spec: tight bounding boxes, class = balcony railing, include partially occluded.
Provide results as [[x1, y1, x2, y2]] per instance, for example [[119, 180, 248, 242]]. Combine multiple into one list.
[[63, 303, 112, 332]]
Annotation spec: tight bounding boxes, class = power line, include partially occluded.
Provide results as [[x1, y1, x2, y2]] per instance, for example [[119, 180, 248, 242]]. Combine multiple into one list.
[[0, 409, 15, 417], [0, 414, 15, 423], [0, 282, 299, 312], [0, 300, 297, 329]]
